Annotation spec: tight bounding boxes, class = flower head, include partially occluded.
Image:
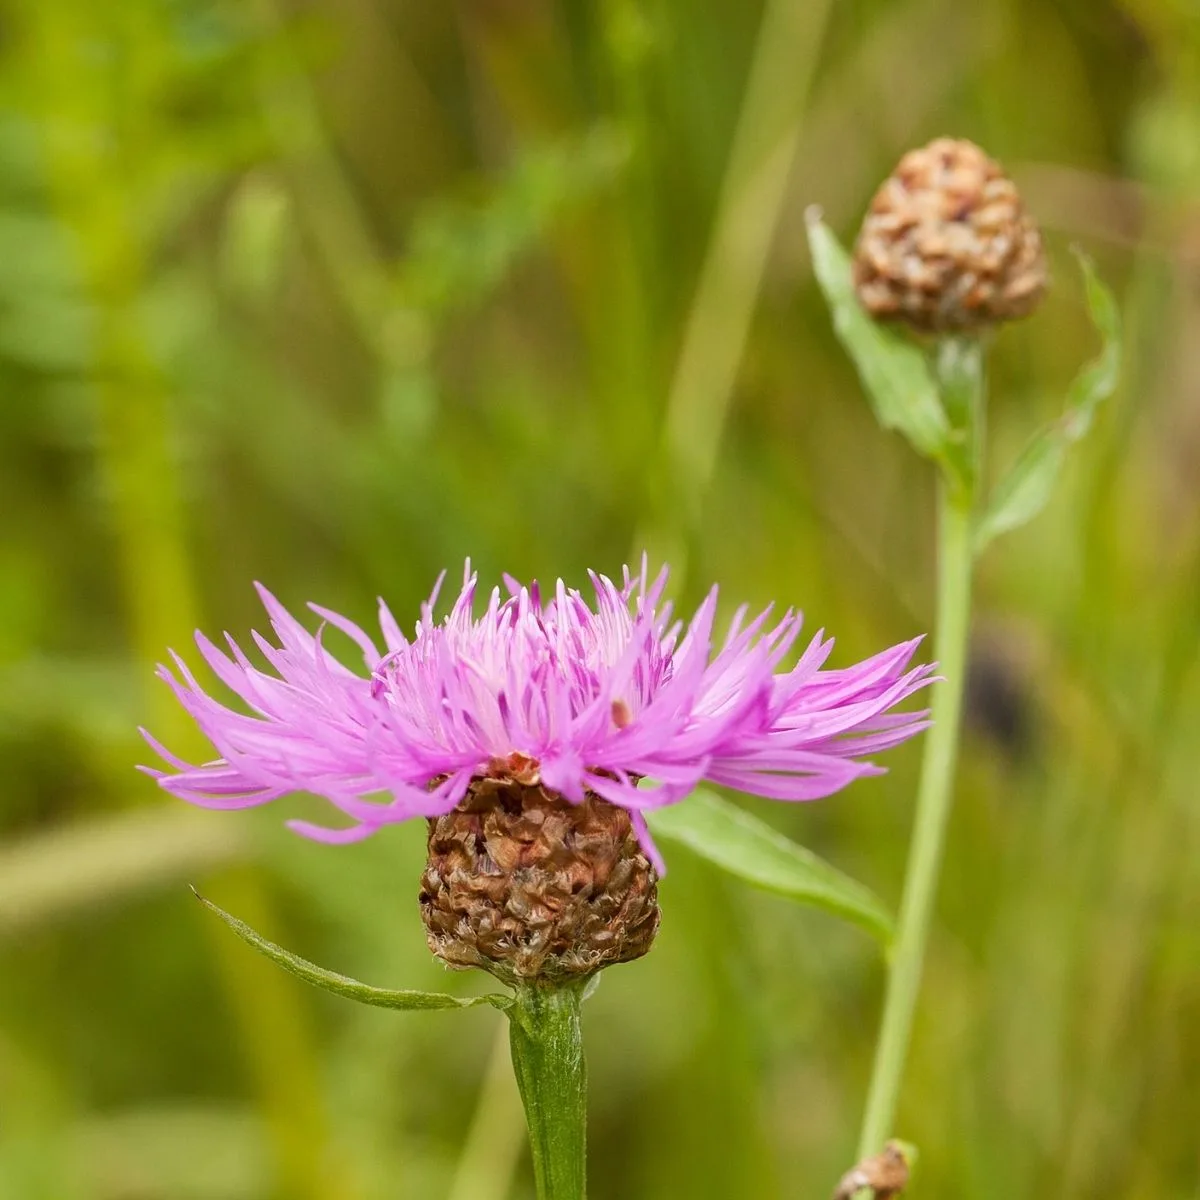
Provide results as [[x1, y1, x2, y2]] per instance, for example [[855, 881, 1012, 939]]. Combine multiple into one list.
[[852, 137, 1047, 333], [143, 561, 933, 876]]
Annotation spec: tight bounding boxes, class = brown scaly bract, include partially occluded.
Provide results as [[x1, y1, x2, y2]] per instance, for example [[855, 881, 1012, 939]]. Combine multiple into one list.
[[419, 774, 661, 986], [831, 1142, 911, 1200], [852, 137, 1047, 333]]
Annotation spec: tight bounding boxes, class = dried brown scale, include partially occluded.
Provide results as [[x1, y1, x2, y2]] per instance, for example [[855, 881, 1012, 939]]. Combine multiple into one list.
[[831, 1142, 910, 1199], [852, 137, 1047, 333], [419, 775, 661, 985]]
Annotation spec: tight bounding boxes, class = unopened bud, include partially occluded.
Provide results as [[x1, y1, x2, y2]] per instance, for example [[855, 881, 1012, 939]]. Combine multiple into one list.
[[853, 138, 1047, 334]]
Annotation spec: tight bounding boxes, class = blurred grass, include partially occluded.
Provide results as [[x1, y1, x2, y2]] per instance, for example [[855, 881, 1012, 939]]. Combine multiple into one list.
[[1, 0, 1198, 1197]]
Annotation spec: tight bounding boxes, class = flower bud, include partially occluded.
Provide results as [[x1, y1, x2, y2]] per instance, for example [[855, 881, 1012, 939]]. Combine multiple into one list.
[[852, 138, 1047, 333], [419, 774, 661, 986]]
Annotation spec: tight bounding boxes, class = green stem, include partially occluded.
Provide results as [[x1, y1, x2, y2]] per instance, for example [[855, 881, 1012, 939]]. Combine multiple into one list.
[[856, 482, 975, 1157], [508, 982, 588, 1200]]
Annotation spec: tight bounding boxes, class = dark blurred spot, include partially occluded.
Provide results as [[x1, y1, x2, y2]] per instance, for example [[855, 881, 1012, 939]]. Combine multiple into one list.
[[964, 640, 1036, 761]]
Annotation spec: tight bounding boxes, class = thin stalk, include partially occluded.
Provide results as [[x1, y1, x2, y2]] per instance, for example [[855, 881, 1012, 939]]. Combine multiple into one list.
[[508, 982, 588, 1200], [856, 483, 975, 1157]]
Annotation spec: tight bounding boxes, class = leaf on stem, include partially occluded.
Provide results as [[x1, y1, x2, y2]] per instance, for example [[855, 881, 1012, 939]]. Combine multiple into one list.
[[645, 789, 894, 946], [974, 251, 1120, 553], [805, 210, 958, 474], [193, 890, 512, 1013]]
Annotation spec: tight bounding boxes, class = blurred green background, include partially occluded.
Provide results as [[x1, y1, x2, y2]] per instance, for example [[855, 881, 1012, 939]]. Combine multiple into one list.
[[2, 0, 1199, 1197]]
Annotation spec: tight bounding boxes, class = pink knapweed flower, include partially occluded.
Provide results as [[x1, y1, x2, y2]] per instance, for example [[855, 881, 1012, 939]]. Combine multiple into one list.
[[142, 562, 933, 873]]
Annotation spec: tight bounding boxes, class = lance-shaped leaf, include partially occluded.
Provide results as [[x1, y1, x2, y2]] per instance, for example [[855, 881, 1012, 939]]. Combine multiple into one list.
[[193, 890, 512, 1013], [975, 252, 1120, 553], [806, 210, 962, 481], [646, 790, 894, 946]]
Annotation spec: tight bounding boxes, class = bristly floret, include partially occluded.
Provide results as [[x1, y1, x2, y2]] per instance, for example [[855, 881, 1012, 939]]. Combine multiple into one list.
[[142, 561, 934, 872]]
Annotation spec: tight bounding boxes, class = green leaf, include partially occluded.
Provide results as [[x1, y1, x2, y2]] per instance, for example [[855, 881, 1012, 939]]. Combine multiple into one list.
[[1063, 250, 1121, 436], [806, 211, 958, 475], [975, 252, 1121, 553], [646, 790, 894, 946], [193, 890, 512, 1013], [972, 426, 1067, 551]]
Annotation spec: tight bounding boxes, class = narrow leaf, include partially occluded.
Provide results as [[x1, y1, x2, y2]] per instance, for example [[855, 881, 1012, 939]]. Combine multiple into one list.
[[973, 426, 1067, 550], [975, 252, 1121, 552], [193, 890, 512, 1013], [1063, 250, 1121, 437], [646, 790, 894, 946], [806, 211, 956, 470]]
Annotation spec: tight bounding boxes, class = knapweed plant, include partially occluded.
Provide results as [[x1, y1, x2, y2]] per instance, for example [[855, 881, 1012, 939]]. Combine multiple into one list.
[[140, 135, 1118, 1200], [143, 562, 934, 1199], [808, 137, 1120, 1186]]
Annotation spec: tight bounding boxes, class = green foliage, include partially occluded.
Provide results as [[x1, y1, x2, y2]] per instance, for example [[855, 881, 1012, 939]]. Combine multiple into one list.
[[194, 891, 513, 1014], [805, 212, 965, 485], [400, 128, 630, 320], [647, 789, 894, 946], [975, 253, 1121, 552]]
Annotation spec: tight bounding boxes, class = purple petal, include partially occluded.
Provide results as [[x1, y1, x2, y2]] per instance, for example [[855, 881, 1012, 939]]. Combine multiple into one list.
[[142, 562, 934, 870]]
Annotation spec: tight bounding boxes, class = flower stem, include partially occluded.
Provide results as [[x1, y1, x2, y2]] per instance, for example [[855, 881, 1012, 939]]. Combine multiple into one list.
[[508, 982, 588, 1200], [856, 480, 975, 1157]]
